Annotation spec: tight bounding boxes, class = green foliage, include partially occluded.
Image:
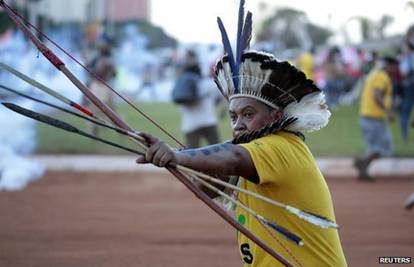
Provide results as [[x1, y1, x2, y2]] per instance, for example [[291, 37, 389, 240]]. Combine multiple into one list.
[[36, 102, 414, 157], [307, 23, 332, 46], [308, 105, 414, 156], [257, 8, 303, 47], [257, 7, 331, 49], [116, 20, 177, 49]]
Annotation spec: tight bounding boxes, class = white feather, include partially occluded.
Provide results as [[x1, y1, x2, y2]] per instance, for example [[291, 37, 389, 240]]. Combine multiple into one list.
[[242, 58, 271, 94], [216, 59, 235, 99], [286, 206, 338, 229], [284, 92, 331, 132]]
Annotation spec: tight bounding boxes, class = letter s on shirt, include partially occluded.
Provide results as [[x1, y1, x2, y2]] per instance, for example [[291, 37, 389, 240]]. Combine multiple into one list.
[[240, 243, 253, 264]]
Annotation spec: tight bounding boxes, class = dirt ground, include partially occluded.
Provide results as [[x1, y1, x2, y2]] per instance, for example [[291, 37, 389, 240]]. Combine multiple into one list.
[[0, 171, 413, 267]]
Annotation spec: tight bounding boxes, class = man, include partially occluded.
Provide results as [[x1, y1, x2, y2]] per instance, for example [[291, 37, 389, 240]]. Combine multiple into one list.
[[399, 41, 414, 142], [172, 50, 219, 148], [297, 47, 315, 80], [85, 36, 117, 136], [354, 56, 396, 181], [137, 50, 347, 266]]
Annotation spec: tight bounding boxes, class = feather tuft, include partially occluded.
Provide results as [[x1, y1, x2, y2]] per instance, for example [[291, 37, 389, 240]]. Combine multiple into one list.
[[284, 92, 331, 132], [286, 206, 339, 229], [217, 17, 237, 90]]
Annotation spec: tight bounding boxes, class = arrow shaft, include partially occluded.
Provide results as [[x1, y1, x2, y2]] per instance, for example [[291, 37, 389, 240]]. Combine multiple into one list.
[[0, 63, 95, 117], [2, 102, 144, 155]]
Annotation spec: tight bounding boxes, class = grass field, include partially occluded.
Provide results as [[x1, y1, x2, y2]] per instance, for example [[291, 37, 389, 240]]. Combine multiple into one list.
[[36, 102, 414, 157]]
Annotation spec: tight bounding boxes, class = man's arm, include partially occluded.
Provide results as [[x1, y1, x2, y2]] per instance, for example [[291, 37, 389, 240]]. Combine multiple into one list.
[[374, 88, 394, 120], [136, 133, 258, 181]]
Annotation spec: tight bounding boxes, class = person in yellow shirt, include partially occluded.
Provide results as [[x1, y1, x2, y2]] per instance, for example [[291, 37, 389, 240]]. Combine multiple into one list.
[[136, 49, 347, 266], [136, 2, 346, 266], [237, 131, 347, 266], [354, 56, 397, 181], [297, 47, 315, 80]]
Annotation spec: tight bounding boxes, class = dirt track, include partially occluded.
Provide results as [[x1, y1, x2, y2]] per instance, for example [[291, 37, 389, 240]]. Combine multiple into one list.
[[0, 172, 413, 267]]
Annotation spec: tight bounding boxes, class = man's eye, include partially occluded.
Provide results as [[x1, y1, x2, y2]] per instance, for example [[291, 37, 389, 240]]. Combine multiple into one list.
[[244, 112, 254, 118]]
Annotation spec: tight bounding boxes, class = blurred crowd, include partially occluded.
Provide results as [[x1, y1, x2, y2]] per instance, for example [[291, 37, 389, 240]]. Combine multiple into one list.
[[295, 37, 414, 143], [1, 18, 414, 189], [292, 28, 414, 185]]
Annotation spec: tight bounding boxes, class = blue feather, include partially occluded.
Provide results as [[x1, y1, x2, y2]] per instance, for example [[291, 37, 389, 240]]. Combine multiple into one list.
[[235, 0, 245, 91], [264, 220, 304, 246], [217, 17, 237, 90]]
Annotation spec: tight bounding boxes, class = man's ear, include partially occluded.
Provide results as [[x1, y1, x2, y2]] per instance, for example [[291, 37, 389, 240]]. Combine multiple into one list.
[[270, 109, 284, 121]]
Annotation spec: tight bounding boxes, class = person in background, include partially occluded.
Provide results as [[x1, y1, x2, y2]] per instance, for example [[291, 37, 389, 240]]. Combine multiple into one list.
[[297, 46, 315, 80], [85, 36, 117, 135], [322, 46, 345, 109], [173, 50, 220, 148], [399, 41, 414, 141], [136, 63, 157, 100], [354, 56, 396, 181]]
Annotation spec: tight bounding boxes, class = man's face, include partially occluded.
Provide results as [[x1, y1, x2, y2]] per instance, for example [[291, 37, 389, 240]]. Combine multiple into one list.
[[228, 98, 280, 138]]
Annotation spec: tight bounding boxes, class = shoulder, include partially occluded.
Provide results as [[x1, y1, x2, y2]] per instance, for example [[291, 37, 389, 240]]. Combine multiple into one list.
[[240, 132, 301, 154], [238, 132, 309, 184], [367, 70, 391, 86], [372, 69, 390, 81]]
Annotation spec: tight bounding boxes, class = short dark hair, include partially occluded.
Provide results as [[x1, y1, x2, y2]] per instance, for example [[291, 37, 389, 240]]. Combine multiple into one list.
[[381, 56, 398, 65]]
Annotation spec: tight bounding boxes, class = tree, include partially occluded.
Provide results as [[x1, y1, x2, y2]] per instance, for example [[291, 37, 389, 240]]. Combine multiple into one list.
[[115, 20, 177, 49], [257, 7, 331, 50], [346, 14, 394, 41], [378, 15, 394, 39]]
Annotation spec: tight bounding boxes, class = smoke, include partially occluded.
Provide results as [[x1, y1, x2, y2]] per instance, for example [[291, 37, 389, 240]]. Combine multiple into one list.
[[0, 100, 45, 191], [0, 26, 91, 191]]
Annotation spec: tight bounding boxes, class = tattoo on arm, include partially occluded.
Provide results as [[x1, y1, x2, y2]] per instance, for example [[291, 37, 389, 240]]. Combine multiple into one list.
[[182, 143, 233, 157]]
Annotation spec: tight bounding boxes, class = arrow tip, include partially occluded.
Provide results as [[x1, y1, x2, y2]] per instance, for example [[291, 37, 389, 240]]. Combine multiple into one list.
[[1, 102, 14, 108]]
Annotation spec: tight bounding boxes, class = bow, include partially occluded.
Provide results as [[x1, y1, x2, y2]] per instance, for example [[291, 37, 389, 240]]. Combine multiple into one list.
[[0, 1, 293, 266]]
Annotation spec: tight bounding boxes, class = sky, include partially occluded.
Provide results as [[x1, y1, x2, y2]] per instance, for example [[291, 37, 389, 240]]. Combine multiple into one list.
[[150, 0, 414, 44]]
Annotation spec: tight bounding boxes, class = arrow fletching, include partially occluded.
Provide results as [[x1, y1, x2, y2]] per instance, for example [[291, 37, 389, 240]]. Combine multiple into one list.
[[286, 206, 338, 229], [258, 215, 304, 247]]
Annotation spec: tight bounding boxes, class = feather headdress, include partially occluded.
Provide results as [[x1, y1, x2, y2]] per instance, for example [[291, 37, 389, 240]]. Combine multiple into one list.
[[214, 1, 330, 138]]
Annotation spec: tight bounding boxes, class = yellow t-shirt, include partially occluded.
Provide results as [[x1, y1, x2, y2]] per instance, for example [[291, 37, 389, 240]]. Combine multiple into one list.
[[237, 132, 347, 267], [360, 69, 393, 119], [298, 52, 314, 80]]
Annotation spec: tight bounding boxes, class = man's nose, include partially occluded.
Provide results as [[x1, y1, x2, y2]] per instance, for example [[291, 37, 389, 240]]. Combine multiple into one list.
[[233, 118, 246, 132]]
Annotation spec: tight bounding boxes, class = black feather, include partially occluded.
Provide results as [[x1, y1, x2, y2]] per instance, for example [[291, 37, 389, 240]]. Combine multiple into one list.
[[241, 12, 253, 50], [259, 59, 320, 108], [235, 0, 246, 81]]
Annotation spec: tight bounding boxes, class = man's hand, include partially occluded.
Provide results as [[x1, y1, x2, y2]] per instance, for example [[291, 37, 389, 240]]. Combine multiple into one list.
[[135, 133, 177, 167], [386, 110, 395, 122]]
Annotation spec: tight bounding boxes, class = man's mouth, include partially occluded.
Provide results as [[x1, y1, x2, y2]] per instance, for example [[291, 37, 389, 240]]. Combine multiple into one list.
[[233, 131, 248, 138]]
